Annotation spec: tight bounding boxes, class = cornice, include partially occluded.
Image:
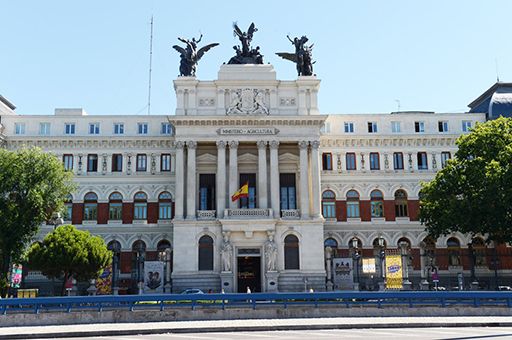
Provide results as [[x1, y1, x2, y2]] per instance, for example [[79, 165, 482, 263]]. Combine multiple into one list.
[[320, 135, 458, 148], [168, 115, 327, 127], [6, 137, 174, 149]]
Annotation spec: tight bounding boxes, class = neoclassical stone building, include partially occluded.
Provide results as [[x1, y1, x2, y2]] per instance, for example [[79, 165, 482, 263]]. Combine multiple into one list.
[[3, 64, 511, 294]]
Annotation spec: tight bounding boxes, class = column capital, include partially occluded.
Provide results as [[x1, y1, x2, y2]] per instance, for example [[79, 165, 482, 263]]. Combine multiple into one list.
[[216, 140, 227, 149], [269, 140, 280, 150], [187, 141, 197, 149], [174, 141, 185, 149], [229, 140, 239, 149], [310, 140, 320, 149], [257, 140, 268, 149], [298, 140, 309, 150]]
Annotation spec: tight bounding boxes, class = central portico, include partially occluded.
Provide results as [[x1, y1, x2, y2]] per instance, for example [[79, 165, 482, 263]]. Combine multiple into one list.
[[170, 64, 326, 293]]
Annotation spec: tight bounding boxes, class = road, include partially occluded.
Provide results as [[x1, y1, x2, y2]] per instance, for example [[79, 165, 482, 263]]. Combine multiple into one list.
[[48, 327, 512, 340]]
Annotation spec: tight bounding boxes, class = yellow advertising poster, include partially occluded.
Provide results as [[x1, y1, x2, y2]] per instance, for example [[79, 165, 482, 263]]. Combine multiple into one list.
[[385, 254, 403, 289]]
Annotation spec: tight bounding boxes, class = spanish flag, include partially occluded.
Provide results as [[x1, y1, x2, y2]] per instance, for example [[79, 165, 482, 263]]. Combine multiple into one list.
[[231, 182, 249, 202]]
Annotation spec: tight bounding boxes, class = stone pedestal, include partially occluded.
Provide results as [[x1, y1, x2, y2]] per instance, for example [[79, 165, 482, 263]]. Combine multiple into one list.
[[420, 280, 430, 290], [265, 271, 279, 292], [220, 272, 234, 293], [378, 281, 386, 291], [112, 286, 120, 295], [353, 283, 360, 291], [470, 281, 480, 291], [402, 280, 413, 291], [326, 281, 334, 291], [86, 279, 97, 296], [164, 283, 172, 293]]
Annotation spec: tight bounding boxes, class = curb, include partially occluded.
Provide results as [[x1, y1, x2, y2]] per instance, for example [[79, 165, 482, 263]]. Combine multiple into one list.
[[3, 321, 512, 339]]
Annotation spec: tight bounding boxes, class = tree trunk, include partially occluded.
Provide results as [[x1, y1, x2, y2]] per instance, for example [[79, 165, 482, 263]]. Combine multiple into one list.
[[61, 271, 69, 296], [0, 253, 11, 298]]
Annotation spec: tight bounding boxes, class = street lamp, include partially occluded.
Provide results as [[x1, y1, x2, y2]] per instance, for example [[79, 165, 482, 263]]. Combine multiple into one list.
[[136, 243, 145, 295], [352, 237, 360, 291], [109, 242, 121, 295], [378, 236, 386, 291], [467, 241, 479, 290], [49, 212, 64, 296], [399, 241, 412, 290], [159, 248, 172, 293], [492, 242, 499, 290]]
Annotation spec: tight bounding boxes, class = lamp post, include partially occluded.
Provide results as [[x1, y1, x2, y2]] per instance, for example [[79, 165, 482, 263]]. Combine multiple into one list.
[[378, 236, 386, 291], [50, 213, 64, 296], [136, 243, 145, 295], [160, 248, 172, 293], [110, 242, 121, 295], [492, 242, 499, 290], [467, 241, 479, 290], [399, 241, 412, 290], [352, 237, 360, 291]]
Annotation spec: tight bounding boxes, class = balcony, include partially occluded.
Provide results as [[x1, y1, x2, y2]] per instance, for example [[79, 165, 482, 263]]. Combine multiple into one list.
[[197, 210, 216, 220], [281, 209, 300, 219], [224, 208, 273, 219]]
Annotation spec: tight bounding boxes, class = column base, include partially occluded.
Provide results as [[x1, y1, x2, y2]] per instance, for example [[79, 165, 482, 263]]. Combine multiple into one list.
[[112, 286, 120, 295], [402, 280, 413, 291], [470, 281, 479, 290], [353, 283, 360, 291], [420, 280, 430, 290], [265, 271, 280, 292], [220, 272, 235, 293], [378, 281, 386, 291], [326, 281, 334, 291]]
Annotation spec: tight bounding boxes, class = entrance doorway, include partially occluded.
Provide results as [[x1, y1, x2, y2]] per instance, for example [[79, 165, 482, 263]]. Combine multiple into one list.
[[237, 256, 261, 293]]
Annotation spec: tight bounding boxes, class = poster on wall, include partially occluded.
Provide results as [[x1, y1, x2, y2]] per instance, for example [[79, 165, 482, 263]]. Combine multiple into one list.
[[95, 265, 112, 295], [385, 254, 403, 290], [333, 258, 353, 290], [10, 264, 23, 289], [144, 261, 164, 293], [362, 258, 376, 274]]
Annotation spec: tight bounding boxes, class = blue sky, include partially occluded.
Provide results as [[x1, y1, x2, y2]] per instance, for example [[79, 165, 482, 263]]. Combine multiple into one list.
[[2, 1, 511, 115]]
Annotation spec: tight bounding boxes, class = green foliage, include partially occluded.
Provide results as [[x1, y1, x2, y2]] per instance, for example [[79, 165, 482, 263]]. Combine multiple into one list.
[[0, 147, 75, 295], [27, 225, 112, 284], [420, 117, 512, 243]]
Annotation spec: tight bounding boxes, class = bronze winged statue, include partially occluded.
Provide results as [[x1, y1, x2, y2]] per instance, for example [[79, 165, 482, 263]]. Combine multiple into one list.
[[172, 34, 219, 76], [276, 35, 315, 76], [227, 22, 264, 64]]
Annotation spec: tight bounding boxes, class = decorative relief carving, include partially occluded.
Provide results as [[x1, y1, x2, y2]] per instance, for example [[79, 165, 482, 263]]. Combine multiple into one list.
[[216, 140, 226, 149], [199, 98, 215, 107], [256, 140, 267, 149], [279, 97, 296, 106], [226, 88, 269, 115], [229, 140, 239, 149], [186, 141, 197, 149], [269, 140, 280, 149], [298, 140, 309, 149]]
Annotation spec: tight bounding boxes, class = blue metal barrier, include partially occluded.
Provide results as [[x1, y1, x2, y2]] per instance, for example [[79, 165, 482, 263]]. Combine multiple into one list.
[[1, 291, 512, 315]]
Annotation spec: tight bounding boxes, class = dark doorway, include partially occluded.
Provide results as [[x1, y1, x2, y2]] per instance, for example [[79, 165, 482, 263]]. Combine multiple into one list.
[[237, 256, 261, 293]]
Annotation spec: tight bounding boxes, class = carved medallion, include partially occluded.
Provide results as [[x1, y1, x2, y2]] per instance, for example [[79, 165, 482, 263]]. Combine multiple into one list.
[[226, 89, 269, 115]]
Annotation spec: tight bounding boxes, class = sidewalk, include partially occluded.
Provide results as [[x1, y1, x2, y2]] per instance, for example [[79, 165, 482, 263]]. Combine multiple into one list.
[[2, 316, 512, 339]]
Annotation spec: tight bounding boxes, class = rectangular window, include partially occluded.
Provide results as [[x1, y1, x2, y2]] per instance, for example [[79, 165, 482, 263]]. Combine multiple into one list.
[[65, 123, 75, 135], [137, 123, 148, 135], [462, 120, 472, 132], [347, 201, 359, 218], [320, 122, 331, 134], [159, 203, 172, 219], [346, 153, 356, 170], [39, 122, 50, 135], [136, 154, 147, 171], [391, 121, 401, 133], [112, 154, 123, 172], [87, 154, 98, 172], [322, 153, 333, 170], [369, 152, 380, 170], [280, 173, 296, 210], [344, 122, 354, 133], [109, 203, 123, 220], [65, 203, 73, 221], [417, 152, 428, 170], [441, 151, 451, 168], [14, 123, 25, 135], [393, 152, 404, 170], [84, 203, 97, 221], [134, 203, 147, 220], [161, 122, 172, 135], [114, 123, 124, 135], [161, 154, 171, 171], [199, 174, 216, 210], [415, 121, 425, 133], [438, 121, 448, 133], [89, 123, 100, 135], [239, 173, 256, 209], [367, 122, 378, 133], [63, 154, 74, 171]]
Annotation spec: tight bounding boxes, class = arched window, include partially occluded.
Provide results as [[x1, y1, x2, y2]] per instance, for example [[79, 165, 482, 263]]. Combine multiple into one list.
[[198, 235, 214, 271], [284, 235, 300, 270], [64, 194, 73, 221], [370, 190, 384, 218], [158, 192, 173, 220], [324, 238, 338, 249], [321, 190, 336, 218], [109, 192, 123, 221], [472, 237, 487, 266], [346, 190, 360, 218], [394, 190, 408, 217], [83, 192, 98, 221], [133, 192, 147, 220], [447, 237, 461, 266]]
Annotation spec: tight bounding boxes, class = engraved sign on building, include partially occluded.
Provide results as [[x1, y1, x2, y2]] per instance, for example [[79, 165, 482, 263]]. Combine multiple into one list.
[[216, 127, 279, 135]]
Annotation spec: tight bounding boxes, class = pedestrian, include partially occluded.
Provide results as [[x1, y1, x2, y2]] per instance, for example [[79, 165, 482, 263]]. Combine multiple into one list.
[[246, 286, 251, 293]]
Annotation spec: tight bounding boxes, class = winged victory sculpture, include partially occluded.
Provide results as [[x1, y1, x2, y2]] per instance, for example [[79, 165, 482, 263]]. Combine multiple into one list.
[[172, 34, 219, 76], [227, 22, 264, 64], [276, 35, 315, 76]]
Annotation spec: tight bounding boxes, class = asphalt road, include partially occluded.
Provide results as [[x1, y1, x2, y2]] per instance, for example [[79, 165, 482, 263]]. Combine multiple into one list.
[[45, 327, 512, 340]]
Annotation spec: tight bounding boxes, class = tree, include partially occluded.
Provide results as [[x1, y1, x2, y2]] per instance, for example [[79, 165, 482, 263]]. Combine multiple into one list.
[[27, 225, 112, 295], [420, 117, 512, 244], [0, 147, 75, 296]]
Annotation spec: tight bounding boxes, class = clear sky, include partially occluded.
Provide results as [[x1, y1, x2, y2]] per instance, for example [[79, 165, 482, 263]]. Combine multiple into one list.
[[2, 1, 512, 115]]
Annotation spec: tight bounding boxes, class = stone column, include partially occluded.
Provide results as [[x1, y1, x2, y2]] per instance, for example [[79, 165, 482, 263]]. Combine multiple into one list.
[[310, 140, 321, 219], [186, 141, 197, 219], [228, 141, 239, 209], [299, 141, 310, 219], [174, 141, 185, 219], [216, 141, 227, 218], [257, 141, 268, 209], [269, 141, 280, 218]]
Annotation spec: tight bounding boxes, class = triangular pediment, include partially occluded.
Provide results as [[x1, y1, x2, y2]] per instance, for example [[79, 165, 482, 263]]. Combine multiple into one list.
[[196, 153, 217, 164], [279, 152, 299, 163], [238, 152, 258, 164]]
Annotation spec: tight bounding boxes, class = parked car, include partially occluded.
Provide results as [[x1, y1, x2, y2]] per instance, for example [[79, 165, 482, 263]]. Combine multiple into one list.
[[498, 286, 512, 291], [180, 288, 205, 294]]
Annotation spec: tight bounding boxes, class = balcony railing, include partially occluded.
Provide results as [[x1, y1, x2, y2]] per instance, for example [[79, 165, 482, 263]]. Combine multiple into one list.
[[281, 209, 300, 219], [224, 208, 272, 219], [197, 210, 216, 220]]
